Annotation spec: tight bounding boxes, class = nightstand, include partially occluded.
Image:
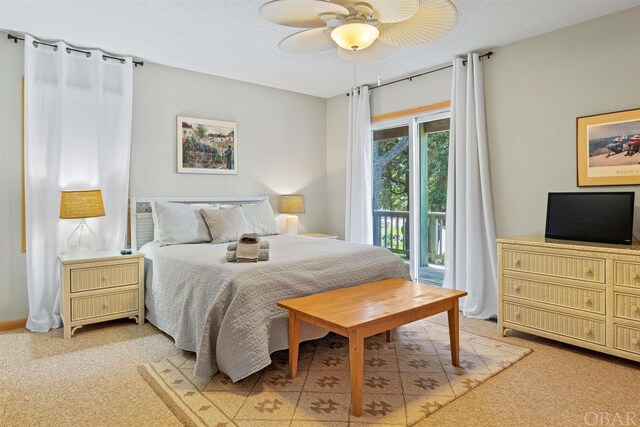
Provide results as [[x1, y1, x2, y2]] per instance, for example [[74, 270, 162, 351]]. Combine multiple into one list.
[[302, 233, 338, 239], [58, 251, 145, 339]]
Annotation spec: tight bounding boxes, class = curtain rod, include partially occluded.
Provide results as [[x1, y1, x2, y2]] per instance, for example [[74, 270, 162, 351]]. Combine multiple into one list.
[[347, 51, 493, 96], [7, 34, 144, 67]]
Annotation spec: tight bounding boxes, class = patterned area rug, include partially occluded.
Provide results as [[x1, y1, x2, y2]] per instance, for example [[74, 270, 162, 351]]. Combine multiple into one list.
[[139, 320, 531, 426]]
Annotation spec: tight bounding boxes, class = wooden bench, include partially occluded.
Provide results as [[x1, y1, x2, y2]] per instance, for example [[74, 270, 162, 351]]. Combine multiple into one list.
[[277, 278, 467, 417]]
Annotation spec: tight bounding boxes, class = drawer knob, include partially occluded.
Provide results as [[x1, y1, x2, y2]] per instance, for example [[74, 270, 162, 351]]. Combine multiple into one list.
[[515, 312, 521, 319], [583, 297, 592, 305], [514, 259, 521, 266], [102, 302, 110, 309], [584, 267, 592, 275], [631, 305, 639, 314], [102, 275, 109, 281], [631, 272, 639, 280], [584, 328, 592, 335], [632, 338, 639, 346], [514, 285, 522, 292]]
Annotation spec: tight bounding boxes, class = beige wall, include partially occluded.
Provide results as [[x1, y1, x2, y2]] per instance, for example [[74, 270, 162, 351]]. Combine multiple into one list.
[[370, 66, 452, 118], [0, 34, 28, 322], [0, 42, 327, 322], [485, 6, 640, 237], [130, 62, 327, 235], [325, 7, 640, 240], [325, 95, 349, 239]]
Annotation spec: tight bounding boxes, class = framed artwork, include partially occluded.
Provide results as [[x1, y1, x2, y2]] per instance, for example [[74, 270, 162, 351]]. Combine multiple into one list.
[[177, 116, 237, 174], [577, 108, 640, 186]]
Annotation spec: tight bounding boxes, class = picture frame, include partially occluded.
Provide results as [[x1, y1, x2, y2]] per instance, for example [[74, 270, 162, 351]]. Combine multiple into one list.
[[177, 116, 237, 174], [577, 108, 640, 187]]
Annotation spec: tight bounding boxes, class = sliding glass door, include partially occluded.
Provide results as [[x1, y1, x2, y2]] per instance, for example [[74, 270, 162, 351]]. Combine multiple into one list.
[[418, 117, 450, 285], [371, 112, 450, 284], [372, 125, 411, 262]]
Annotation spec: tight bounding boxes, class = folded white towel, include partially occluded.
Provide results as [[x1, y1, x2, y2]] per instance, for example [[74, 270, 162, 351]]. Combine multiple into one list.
[[236, 233, 261, 262], [226, 249, 269, 263], [227, 241, 269, 251]]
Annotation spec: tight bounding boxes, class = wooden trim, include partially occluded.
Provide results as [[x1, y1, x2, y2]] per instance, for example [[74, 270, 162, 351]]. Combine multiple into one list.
[[0, 318, 27, 332], [22, 77, 26, 253], [371, 100, 451, 123]]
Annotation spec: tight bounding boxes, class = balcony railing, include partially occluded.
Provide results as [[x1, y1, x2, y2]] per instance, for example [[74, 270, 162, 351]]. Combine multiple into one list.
[[373, 210, 446, 265], [373, 210, 410, 258]]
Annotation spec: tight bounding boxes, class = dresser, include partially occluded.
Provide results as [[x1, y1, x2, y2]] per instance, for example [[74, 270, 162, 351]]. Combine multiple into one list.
[[59, 251, 145, 339], [498, 236, 640, 362]]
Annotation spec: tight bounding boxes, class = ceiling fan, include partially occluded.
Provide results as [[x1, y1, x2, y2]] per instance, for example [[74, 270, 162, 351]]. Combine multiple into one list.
[[260, 0, 457, 63]]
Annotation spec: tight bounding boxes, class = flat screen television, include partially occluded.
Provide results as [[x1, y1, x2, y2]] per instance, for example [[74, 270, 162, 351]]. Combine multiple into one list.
[[545, 192, 635, 245]]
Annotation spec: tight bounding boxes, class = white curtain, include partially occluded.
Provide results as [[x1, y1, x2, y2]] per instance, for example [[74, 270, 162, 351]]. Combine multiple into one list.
[[443, 53, 498, 319], [345, 86, 373, 244], [24, 35, 133, 332]]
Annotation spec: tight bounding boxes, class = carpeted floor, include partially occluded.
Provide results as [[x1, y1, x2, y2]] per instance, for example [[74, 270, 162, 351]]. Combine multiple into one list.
[[1, 313, 638, 427], [138, 320, 532, 426]]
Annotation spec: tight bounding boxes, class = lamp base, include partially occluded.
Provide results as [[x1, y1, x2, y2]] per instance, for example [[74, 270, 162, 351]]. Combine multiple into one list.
[[67, 219, 98, 253], [284, 215, 299, 235]]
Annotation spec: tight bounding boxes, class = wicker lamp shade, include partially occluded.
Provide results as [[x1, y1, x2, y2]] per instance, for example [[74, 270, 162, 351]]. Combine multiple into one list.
[[279, 194, 305, 214], [59, 190, 105, 219]]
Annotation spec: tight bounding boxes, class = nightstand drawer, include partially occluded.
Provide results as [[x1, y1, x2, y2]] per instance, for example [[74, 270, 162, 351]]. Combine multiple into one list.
[[504, 302, 605, 345], [614, 324, 640, 355], [614, 293, 640, 321], [70, 262, 139, 292], [503, 249, 604, 283], [71, 290, 139, 321], [503, 276, 604, 314], [614, 261, 640, 288]]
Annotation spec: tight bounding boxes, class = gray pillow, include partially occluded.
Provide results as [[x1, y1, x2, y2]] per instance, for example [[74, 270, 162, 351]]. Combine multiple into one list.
[[152, 201, 216, 245], [201, 206, 251, 244], [242, 199, 279, 236]]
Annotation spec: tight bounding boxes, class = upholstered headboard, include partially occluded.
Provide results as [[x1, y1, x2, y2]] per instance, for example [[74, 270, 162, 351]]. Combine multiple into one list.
[[129, 196, 268, 250]]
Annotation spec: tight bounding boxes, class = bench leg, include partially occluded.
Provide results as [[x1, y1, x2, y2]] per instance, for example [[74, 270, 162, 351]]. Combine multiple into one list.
[[447, 299, 460, 367], [385, 329, 393, 343], [348, 329, 364, 417], [288, 311, 300, 378]]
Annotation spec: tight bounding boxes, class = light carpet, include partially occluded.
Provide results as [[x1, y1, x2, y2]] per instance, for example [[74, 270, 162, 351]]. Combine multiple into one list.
[[138, 319, 531, 426]]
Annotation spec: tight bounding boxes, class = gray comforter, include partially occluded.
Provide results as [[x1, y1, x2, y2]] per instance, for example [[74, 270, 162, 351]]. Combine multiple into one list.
[[142, 235, 411, 381]]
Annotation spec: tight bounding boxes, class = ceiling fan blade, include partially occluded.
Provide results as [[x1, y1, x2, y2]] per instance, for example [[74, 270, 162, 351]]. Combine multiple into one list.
[[279, 28, 335, 53], [334, 0, 419, 23], [260, 0, 350, 28], [336, 39, 397, 63], [378, 0, 457, 46]]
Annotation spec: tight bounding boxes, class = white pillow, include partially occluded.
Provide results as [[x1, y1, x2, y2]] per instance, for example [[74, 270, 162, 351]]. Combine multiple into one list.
[[242, 199, 279, 236], [201, 206, 251, 244], [152, 201, 217, 245]]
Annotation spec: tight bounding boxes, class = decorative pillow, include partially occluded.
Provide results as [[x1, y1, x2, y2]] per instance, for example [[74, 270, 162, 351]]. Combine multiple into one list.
[[241, 199, 280, 236], [201, 206, 251, 244], [152, 201, 217, 245]]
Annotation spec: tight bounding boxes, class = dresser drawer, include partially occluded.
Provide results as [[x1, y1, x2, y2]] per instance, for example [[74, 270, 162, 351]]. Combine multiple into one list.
[[504, 302, 605, 345], [614, 293, 640, 321], [503, 250, 604, 283], [613, 261, 640, 288], [614, 324, 640, 355], [503, 276, 604, 314], [70, 262, 139, 292], [71, 290, 139, 321]]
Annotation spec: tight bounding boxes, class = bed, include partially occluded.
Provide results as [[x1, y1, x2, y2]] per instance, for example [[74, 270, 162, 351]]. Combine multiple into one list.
[[131, 196, 411, 381]]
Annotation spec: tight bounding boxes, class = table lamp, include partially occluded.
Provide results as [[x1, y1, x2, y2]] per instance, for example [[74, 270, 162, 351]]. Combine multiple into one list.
[[59, 189, 105, 253], [279, 194, 305, 235]]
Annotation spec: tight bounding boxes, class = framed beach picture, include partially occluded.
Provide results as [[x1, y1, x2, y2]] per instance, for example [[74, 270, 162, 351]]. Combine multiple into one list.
[[577, 108, 640, 186], [177, 116, 237, 174]]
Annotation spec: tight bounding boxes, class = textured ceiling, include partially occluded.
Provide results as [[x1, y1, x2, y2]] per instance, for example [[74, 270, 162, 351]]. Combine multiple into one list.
[[1, 0, 638, 98]]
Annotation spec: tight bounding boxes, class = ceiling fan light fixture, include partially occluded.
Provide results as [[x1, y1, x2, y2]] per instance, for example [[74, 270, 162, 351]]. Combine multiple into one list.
[[331, 22, 379, 51]]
